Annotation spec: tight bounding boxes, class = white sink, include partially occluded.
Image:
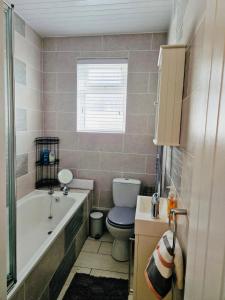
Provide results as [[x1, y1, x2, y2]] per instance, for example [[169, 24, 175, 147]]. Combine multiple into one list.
[[135, 195, 169, 236]]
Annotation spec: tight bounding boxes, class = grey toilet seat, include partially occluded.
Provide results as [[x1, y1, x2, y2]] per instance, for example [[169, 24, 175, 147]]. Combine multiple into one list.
[[107, 206, 135, 229]]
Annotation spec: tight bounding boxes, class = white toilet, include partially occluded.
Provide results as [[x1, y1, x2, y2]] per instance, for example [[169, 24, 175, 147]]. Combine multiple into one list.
[[106, 178, 141, 261]]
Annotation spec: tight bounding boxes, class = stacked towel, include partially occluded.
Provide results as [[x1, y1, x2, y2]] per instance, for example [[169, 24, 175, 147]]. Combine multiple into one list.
[[144, 230, 183, 299]]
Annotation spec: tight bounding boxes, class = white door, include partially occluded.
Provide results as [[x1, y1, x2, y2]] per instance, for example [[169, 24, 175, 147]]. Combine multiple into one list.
[[184, 0, 225, 299]]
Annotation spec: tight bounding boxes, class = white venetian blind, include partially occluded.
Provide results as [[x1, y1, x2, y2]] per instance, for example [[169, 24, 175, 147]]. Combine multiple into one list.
[[77, 59, 128, 133]]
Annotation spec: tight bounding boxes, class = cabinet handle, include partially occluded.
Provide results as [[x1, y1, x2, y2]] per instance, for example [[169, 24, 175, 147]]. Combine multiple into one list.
[[154, 101, 159, 106]]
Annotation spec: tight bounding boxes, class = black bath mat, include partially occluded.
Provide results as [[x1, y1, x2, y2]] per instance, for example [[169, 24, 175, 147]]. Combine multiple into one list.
[[63, 273, 129, 300]]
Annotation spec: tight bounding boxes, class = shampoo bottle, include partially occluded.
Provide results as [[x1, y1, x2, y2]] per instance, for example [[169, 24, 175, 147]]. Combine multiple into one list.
[[167, 186, 177, 219]]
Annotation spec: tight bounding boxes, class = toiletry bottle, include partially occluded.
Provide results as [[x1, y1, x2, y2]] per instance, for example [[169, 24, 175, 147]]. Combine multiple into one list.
[[49, 151, 56, 164], [41, 148, 49, 165], [167, 186, 177, 219]]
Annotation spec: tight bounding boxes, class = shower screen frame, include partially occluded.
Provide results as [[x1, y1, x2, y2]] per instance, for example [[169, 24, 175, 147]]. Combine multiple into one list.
[[3, 2, 17, 292]]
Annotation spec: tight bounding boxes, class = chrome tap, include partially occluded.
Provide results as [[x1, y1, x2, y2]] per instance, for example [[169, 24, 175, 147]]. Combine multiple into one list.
[[63, 185, 69, 196], [48, 186, 54, 195], [151, 192, 160, 219]]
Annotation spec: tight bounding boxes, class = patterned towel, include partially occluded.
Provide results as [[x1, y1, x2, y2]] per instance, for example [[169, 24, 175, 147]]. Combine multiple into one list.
[[144, 230, 183, 299]]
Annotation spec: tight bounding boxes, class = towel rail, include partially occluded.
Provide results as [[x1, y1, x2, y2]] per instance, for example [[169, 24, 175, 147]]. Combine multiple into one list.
[[169, 208, 187, 253]]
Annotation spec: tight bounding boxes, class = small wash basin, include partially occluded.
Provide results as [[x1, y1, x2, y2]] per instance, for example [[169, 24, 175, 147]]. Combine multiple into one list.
[[135, 196, 169, 236]]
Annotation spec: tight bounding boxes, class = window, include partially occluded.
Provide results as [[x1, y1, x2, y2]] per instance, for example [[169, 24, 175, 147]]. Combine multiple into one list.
[[77, 59, 128, 133]]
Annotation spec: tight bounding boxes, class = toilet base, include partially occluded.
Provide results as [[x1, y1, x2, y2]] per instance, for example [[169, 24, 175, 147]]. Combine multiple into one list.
[[112, 239, 129, 262]]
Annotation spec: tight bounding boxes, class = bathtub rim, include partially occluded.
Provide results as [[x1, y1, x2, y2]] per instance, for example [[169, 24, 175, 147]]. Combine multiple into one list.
[[8, 188, 90, 299]]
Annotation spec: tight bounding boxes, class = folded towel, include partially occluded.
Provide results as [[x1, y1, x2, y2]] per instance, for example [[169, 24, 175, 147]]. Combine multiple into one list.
[[144, 230, 183, 299]]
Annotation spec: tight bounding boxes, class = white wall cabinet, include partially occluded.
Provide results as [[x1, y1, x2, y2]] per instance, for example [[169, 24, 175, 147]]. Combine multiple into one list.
[[153, 45, 186, 146]]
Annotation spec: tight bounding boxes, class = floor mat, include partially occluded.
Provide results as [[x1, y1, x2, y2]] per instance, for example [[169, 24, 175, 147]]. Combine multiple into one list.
[[63, 273, 129, 300]]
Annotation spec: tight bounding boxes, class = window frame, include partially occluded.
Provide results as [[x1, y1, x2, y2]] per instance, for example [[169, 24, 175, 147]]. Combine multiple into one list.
[[76, 58, 128, 134]]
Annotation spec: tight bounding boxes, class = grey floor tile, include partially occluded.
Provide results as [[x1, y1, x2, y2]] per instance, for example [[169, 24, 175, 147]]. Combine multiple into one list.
[[82, 239, 101, 253], [98, 242, 112, 255], [99, 232, 114, 243], [91, 269, 128, 280], [75, 251, 128, 274]]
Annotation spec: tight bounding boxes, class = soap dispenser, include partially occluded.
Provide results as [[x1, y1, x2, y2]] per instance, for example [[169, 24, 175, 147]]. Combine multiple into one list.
[[167, 186, 177, 218], [151, 192, 160, 219]]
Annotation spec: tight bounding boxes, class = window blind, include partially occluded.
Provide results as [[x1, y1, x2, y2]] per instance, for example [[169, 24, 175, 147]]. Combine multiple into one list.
[[77, 59, 128, 133]]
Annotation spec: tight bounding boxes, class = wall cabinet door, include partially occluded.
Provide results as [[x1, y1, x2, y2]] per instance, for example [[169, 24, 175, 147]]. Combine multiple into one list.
[[154, 45, 185, 146]]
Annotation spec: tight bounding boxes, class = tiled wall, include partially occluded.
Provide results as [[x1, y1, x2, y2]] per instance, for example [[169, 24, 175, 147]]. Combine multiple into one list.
[[165, 1, 206, 254], [14, 14, 43, 199], [42, 33, 167, 208]]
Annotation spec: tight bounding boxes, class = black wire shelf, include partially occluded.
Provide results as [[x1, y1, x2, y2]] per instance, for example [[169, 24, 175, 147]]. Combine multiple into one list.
[[35, 137, 60, 189]]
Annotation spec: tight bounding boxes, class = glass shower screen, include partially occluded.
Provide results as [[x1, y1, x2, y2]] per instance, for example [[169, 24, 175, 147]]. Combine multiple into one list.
[[3, 3, 17, 290]]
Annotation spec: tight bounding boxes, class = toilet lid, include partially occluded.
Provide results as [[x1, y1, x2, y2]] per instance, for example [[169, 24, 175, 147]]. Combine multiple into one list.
[[107, 207, 135, 226]]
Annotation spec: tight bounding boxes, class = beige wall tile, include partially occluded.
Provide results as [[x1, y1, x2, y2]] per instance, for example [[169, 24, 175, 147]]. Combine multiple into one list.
[[26, 25, 42, 49], [61, 150, 100, 170], [56, 112, 76, 131], [79, 50, 129, 58], [127, 73, 149, 93], [98, 150, 147, 180], [100, 152, 124, 172], [126, 93, 155, 115], [99, 190, 113, 208], [78, 133, 123, 152], [128, 51, 159, 72], [126, 114, 149, 134], [56, 36, 102, 51], [43, 73, 57, 92], [56, 93, 76, 112], [146, 155, 157, 174], [151, 33, 167, 50], [77, 170, 121, 191], [57, 73, 76, 93], [27, 110, 43, 131], [16, 172, 35, 199], [123, 154, 146, 173], [51, 131, 79, 150], [60, 150, 76, 169], [123, 172, 156, 187], [43, 93, 56, 111], [28, 151, 36, 173], [148, 72, 158, 93], [27, 67, 42, 90], [16, 132, 30, 155], [76, 151, 100, 170], [43, 37, 58, 51], [124, 134, 156, 155], [43, 52, 79, 73], [102, 34, 152, 50], [44, 112, 57, 131]]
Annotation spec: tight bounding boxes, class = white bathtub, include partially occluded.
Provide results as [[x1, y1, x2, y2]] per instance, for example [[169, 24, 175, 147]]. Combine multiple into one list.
[[8, 189, 89, 298]]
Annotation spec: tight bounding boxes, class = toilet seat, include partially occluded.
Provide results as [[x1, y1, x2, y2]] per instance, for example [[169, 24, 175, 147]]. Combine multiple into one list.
[[107, 206, 135, 229]]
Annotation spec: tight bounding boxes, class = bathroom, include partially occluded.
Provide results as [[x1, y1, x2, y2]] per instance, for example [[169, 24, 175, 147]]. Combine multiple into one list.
[[0, 0, 225, 299]]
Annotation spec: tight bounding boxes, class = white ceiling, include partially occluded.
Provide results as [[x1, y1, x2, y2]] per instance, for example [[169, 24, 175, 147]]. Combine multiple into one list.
[[11, 0, 173, 37]]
